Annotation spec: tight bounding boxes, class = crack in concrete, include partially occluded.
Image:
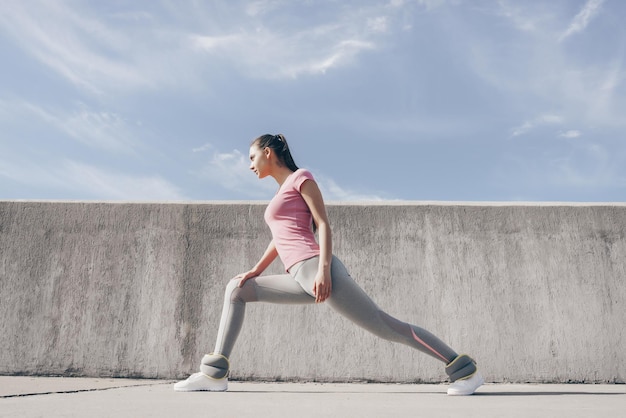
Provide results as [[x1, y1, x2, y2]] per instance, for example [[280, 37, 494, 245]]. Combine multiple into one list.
[[1, 382, 174, 399]]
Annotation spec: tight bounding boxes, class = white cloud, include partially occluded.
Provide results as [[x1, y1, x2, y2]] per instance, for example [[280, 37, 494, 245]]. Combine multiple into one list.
[[559, 0, 604, 42], [585, 57, 626, 126], [559, 130, 582, 139], [187, 1, 436, 80], [468, 1, 624, 132], [192, 143, 214, 153], [61, 161, 186, 201], [552, 142, 625, 189], [511, 114, 563, 137], [388, 0, 406, 7], [540, 114, 563, 124], [8, 100, 138, 154], [367, 16, 389, 33], [0, 1, 220, 96], [510, 123, 538, 138], [499, 139, 626, 198], [0, 1, 152, 95], [190, 33, 242, 50], [196, 147, 276, 198], [0, 0, 389, 89], [62, 109, 138, 153], [416, 0, 448, 11], [315, 175, 385, 201], [191, 28, 376, 79], [496, 1, 549, 33], [245, 0, 284, 17], [0, 0, 437, 90], [109, 10, 154, 22], [0, 158, 185, 201]]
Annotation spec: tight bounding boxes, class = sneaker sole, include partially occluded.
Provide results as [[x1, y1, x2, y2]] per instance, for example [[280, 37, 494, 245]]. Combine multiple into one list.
[[173, 386, 228, 392], [173, 380, 228, 392], [447, 375, 484, 396]]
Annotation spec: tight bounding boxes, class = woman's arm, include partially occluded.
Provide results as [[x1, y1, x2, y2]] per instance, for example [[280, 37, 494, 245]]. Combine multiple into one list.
[[300, 179, 332, 303], [234, 240, 278, 287]]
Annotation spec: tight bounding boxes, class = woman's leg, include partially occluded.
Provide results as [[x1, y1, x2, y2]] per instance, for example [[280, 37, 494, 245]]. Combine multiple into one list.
[[213, 273, 315, 358], [327, 256, 480, 390], [292, 256, 459, 363], [175, 273, 315, 391], [316, 256, 481, 392]]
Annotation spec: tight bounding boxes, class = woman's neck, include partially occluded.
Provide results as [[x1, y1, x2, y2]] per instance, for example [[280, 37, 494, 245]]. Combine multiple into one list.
[[272, 166, 296, 187]]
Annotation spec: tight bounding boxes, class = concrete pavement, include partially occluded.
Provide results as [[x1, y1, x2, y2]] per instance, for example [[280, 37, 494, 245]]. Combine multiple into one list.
[[1, 377, 624, 418]]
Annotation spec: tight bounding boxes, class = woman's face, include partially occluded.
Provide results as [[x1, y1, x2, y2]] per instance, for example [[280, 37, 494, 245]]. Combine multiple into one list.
[[249, 144, 270, 178]]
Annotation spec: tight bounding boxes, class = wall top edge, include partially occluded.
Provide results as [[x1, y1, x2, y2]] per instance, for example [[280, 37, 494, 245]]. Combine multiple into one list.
[[1, 199, 625, 207]]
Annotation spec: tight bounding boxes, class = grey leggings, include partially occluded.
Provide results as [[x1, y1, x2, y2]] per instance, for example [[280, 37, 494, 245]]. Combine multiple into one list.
[[211, 255, 459, 370]]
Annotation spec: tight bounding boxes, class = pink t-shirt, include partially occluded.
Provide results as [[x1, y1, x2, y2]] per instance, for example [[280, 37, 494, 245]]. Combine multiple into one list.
[[264, 168, 320, 271]]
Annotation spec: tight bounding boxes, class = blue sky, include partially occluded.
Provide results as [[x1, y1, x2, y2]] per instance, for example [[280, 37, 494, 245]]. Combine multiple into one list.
[[0, 0, 624, 202]]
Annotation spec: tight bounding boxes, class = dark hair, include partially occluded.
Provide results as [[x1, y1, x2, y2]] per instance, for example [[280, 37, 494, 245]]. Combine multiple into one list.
[[252, 134, 299, 172]]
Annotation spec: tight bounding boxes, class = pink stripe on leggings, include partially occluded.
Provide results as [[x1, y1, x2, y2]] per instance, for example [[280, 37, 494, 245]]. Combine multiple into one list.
[[410, 327, 449, 363]]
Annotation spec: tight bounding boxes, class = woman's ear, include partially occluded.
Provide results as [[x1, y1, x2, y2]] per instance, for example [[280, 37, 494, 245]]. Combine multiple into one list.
[[263, 146, 272, 159]]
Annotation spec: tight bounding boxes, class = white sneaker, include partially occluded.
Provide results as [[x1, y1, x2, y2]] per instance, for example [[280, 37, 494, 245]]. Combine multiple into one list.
[[173, 372, 228, 392], [447, 372, 484, 396]]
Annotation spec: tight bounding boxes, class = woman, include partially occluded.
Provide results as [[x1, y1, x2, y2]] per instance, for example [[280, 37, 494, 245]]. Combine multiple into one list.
[[174, 134, 484, 395]]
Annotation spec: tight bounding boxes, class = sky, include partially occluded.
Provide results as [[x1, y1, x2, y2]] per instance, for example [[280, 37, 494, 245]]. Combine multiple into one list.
[[0, 0, 625, 202]]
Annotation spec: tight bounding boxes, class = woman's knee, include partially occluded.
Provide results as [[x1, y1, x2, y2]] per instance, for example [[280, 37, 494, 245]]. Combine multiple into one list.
[[225, 278, 257, 303]]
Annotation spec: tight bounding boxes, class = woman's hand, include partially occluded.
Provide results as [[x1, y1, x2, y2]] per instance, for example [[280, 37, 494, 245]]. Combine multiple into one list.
[[234, 270, 259, 288], [312, 270, 332, 303], [233, 241, 276, 288]]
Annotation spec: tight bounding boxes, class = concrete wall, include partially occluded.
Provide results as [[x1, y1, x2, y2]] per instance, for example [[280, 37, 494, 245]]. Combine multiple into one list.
[[0, 201, 624, 383]]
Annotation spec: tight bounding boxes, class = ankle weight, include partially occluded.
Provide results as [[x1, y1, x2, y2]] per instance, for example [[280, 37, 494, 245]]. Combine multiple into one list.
[[200, 353, 229, 379], [445, 354, 477, 382]]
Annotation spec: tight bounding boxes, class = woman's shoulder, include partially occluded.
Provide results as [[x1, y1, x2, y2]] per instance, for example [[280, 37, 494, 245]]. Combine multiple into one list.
[[290, 168, 316, 190], [295, 167, 314, 178]]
